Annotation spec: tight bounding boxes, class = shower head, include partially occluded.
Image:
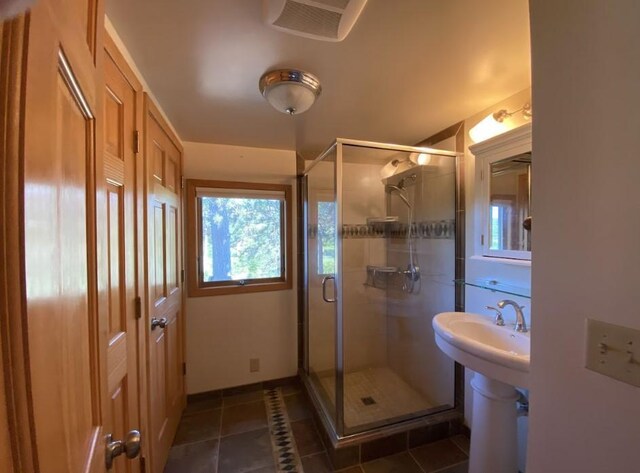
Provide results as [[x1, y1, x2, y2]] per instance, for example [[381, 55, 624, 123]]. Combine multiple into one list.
[[385, 184, 412, 209], [397, 174, 417, 189]]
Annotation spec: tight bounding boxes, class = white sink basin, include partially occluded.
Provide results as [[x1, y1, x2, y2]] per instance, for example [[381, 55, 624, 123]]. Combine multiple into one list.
[[433, 312, 530, 388]]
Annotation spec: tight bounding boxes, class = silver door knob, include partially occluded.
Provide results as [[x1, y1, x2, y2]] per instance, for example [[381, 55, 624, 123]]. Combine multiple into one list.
[[151, 317, 168, 330], [105, 429, 141, 469]]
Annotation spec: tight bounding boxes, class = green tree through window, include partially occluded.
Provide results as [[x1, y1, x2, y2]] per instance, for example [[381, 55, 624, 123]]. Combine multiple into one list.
[[201, 197, 283, 282], [317, 201, 336, 275]]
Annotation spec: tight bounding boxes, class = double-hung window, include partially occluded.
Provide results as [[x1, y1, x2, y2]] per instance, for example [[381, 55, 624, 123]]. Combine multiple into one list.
[[186, 179, 292, 296]]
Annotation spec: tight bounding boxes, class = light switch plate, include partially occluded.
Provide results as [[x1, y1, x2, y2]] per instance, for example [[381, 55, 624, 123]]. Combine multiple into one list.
[[585, 319, 640, 387]]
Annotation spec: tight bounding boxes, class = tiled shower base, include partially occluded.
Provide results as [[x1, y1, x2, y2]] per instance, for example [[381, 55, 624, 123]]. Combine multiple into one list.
[[317, 366, 437, 430]]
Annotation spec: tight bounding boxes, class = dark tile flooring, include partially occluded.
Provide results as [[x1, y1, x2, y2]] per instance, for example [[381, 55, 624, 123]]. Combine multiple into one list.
[[165, 381, 469, 473]]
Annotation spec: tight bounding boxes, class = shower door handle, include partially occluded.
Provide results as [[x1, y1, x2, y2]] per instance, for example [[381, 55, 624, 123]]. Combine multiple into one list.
[[321, 276, 336, 303]]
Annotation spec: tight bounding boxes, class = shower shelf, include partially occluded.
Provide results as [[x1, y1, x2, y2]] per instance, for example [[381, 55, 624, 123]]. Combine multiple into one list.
[[455, 279, 531, 299], [365, 265, 404, 290]]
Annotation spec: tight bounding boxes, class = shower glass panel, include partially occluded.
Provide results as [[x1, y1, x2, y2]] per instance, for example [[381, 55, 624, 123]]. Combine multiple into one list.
[[304, 140, 458, 438], [305, 145, 339, 426], [341, 143, 456, 435]]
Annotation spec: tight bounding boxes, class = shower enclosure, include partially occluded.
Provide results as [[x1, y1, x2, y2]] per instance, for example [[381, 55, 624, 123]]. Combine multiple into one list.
[[302, 139, 462, 441]]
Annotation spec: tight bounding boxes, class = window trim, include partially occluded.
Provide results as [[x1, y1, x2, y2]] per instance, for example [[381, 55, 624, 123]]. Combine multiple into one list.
[[186, 179, 293, 297]]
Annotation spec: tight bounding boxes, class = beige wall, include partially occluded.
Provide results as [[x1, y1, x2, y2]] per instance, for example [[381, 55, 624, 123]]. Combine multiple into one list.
[[183, 142, 298, 394], [528, 1, 640, 471]]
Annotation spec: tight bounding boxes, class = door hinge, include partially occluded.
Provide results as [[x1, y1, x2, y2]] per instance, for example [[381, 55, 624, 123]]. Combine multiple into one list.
[[134, 130, 140, 154], [181, 269, 185, 283], [134, 296, 142, 319], [481, 234, 485, 246], [182, 362, 187, 376], [480, 169, 484, 181], [181, 176, 185, 189]]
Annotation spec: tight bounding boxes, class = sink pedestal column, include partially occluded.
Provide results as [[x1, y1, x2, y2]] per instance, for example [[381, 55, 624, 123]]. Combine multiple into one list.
[[469, 373, 519, 473]]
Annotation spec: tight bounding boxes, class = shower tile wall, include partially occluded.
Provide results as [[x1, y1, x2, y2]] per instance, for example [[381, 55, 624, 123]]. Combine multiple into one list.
[[342, 163, 388, 373], [386, 157, 457, 409]]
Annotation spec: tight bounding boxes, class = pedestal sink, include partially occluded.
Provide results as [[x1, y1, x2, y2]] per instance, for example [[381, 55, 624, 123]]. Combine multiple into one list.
[[433, 312, 530, 473]]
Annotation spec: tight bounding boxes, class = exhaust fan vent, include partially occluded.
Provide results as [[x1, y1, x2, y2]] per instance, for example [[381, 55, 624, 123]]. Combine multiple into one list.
[[264, 0, 368, 42]]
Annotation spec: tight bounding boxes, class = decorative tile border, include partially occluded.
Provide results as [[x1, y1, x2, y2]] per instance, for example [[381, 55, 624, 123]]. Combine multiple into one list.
[[265, 388, 303, 472], [308, 219, 455, 240]]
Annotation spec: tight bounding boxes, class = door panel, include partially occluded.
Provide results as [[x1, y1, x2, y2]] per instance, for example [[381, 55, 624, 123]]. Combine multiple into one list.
[[108, 382, 130, 473], [107, 185, 124, 336], [145, 98, 184, 473], [103, 42, 141, 473], [152, 201, 167, 303], [166, 309, 181, 408], [167, 205, 179, 293], [152, 142, 164, 183], [22, 3, 103, 471]]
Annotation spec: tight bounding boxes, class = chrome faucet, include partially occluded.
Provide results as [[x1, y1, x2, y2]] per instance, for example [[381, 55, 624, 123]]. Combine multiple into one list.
[[497, 300, 528, 333]]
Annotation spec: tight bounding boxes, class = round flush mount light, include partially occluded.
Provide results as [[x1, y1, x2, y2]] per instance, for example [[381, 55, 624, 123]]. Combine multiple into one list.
[[259, 69, 322, 115]]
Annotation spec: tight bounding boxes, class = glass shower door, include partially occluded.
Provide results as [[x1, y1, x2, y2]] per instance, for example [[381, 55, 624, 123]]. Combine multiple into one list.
[[305, 147, 339, 427]]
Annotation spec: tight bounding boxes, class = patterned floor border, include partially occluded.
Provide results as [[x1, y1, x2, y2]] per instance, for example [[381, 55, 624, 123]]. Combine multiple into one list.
[[265, 388, 304, 472]]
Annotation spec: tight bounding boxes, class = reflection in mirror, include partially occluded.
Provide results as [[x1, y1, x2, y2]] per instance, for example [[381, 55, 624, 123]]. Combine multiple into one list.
[[488, 152, 531, 254]]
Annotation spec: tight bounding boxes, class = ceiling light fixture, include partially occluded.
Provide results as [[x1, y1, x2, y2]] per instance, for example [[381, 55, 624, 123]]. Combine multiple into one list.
[[259, 69, 322, 115], [469, 103, 532, 143]]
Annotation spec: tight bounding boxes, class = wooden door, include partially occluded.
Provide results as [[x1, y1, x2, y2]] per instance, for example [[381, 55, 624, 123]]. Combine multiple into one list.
[[19, 0, 108, 472], [103, 35, 144, 473], [144, 96, 185, 473]]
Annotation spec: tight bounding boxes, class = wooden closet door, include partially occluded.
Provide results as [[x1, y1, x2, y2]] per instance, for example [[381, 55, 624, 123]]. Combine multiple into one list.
[[145, 97, 185, 473], [20, 1, 108, 472], [102, 38, 144, 473]]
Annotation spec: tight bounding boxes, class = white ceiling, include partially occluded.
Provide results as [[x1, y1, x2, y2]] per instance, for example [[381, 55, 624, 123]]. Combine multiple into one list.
[[105, 0, 531, 159]]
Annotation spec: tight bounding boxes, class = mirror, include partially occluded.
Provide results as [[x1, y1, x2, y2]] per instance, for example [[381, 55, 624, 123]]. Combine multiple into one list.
[[487, 152, 531, 257]]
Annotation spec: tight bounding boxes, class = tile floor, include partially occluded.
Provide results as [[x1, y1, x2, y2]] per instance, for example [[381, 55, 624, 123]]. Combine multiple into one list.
[[164, 380, 469, 473]]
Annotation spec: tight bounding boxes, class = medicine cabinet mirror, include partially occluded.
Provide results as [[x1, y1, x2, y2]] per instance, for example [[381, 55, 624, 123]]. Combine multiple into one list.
[[470, 122, 532, 261]]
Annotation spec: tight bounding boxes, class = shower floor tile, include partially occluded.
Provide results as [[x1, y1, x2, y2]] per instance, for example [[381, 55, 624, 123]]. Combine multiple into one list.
[[318, 367, 433, 429]]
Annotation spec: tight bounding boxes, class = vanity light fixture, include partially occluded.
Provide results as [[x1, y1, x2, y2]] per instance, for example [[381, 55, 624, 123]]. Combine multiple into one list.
[[259, 69, 322, 115], [469, 103, 532, 143]]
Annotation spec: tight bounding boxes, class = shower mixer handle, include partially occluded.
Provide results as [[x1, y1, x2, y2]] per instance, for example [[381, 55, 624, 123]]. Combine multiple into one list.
[[322, 275, 336, 303]]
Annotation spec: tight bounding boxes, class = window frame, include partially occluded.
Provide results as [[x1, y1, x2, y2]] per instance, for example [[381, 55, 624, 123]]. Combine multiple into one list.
[[186, 179, 293, 297]]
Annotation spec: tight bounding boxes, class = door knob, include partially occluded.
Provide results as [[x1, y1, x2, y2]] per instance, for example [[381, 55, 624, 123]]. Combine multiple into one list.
[[151, 317, 168, 330], [105, 429, 141, 469]]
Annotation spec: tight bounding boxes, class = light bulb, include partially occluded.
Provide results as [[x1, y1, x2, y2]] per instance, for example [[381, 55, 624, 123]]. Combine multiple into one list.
[[469, 113, 509, 143]]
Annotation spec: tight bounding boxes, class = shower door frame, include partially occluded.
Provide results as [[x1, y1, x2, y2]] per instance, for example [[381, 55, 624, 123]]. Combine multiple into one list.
[[302, 138, 461, 442]]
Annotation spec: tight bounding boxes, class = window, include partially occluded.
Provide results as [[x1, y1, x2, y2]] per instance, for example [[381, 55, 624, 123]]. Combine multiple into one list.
[[186, 180, 292, 296]]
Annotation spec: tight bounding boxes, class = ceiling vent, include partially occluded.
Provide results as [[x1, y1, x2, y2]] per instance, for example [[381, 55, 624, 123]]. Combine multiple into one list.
[[264, 0, 368, 42]]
